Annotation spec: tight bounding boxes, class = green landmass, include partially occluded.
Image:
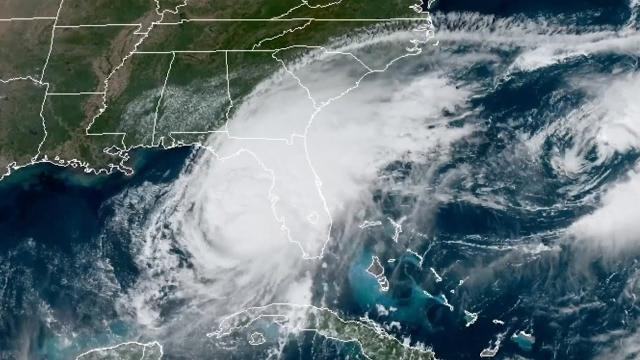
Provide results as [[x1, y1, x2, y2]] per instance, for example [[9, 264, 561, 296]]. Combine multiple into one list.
[[0, 0, 59, 18], [0, 19, 54, 79], [90, 52, 174, 148], [154, 52, 230, 144], [214, 304, 436, 360], [0, 79, 46, 175], [137, 20, 314, 52], [43, 25, 143, 92], [75, 341, 163, 360], [160, 0, 303, 19], [57, 0, 157, 25], [39, 93, 126, 171], [226, 51, 281, 115], [0, 0, 428, 178]]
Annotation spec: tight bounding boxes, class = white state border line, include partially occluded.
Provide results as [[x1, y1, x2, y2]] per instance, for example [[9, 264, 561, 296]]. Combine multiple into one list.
[[158, 17, 427, 22], [99, 0, 434, 357], [0, 76, 42, 84], [169, 131, 228, 135], [50, 17, 428, 29], [264, 35, 432, 258], [54, 23, 142, 28], [39, 0, 64, 83], [1, 0, 431, 177], [89, 17, 428, 136], [35, 0, 65, 160], [273, 0, 345, 20], [0, 17, 56, 21], [253, 19, 313, 50], [162, 32, 433, 258], [18, 0, 436, 357], [151, 52, 175, 145], [274, 2, 307, 19], [135, 49, 281, 53], [205, 1, 439, 354], [0, 0, 191, 181], [47, 92, 105, 96], [50, 17, 427, 27]]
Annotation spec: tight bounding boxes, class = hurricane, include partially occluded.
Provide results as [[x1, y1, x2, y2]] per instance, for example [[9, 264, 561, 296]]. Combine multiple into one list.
[[102, 23, 476, 356], [107, 1, 640, 357]]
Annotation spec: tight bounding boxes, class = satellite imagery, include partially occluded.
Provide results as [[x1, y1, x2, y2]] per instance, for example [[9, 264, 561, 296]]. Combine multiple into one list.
[[0, 0, 639, 359]]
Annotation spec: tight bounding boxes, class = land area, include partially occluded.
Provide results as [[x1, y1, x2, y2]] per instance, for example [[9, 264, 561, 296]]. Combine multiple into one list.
[[0, 0, 428, 179], [213, 303, 436, 359], [75, 341, 162, 360], [2, 1, 432, 358]]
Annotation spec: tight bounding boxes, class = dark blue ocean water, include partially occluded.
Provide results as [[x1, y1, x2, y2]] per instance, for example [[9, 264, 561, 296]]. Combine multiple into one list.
[[0, 148, 192, 358]]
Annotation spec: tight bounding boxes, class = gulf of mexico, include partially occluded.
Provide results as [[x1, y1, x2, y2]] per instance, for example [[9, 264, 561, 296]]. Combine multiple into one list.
[[0, 146, 192, 359]]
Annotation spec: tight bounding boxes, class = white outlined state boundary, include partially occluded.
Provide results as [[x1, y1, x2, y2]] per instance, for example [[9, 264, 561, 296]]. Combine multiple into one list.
[[1, 0, 432, 181], [3, 0, 438, 358]]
